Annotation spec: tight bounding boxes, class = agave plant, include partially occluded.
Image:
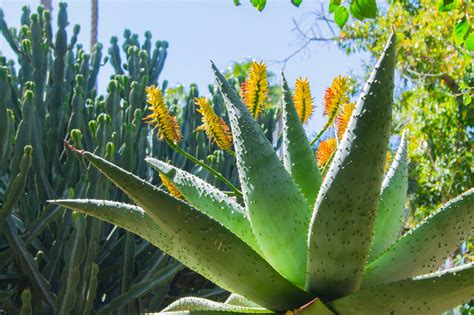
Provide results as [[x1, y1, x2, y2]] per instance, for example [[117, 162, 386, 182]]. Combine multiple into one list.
[[52, 32, 474, 314]]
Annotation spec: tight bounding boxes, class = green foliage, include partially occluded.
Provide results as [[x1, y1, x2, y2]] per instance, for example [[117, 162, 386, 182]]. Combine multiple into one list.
[[56, 33, 473, 314], [250, 0, 267, 11], [281, 74, 322, 207], [291, 0, 303, 7], [327, 0, 378, 29], [334, 6, 350, 29], [0, 4, 282, 313], [438, 0, 458, 12], [349, 0, 378, 20], [339, 0, 473, 226], [232, 0, 304, 11], [307, 33, 395, 299], [437, 0, 473, 51], [236, 0, 379, 24], [454, 15, 472, 46], [369, 133, 408, 260], [0, 4, 180, 312]]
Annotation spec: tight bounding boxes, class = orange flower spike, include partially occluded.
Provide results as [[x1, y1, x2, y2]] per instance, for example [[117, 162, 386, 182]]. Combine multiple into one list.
[[323, 76, 349, 124], [144, 85, 182, 144], [336, 102, 356, 140], [241, 61, 269, 118], [293, 77, 314, 124], [159, 172, 184, 200], [316, 137, 337, 168], [195, 97, 233, 151], [385, 151, 392, 173]]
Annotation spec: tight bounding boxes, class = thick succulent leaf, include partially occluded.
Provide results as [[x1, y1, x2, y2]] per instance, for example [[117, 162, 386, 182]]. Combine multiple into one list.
[[306, 31, 396, 299], [77, 150, 312, 311], [162, 297, 272, 313], [160, 312, 270, 315], [212, 62, 311, 287], [293, 298, 335, 315], [362, 188, 474, 287], [160, 312, 271, 315], [146, 157, 262, 256], [281, 72, 322, 207], [49, 200, 178, 257], [162, 297, 334, 315], [225, 294, 261, 308], [368, 131, 408, 261], [330, 263, 474, 315]]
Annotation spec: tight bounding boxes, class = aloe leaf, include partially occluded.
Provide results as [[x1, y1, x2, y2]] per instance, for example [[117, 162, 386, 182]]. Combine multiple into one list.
[[368, 131, 408, 261], [225, 294, 261, 308], [330, 263, 474, 315], [70, 150, 312, 311], [212, 62, 310, 287], [306, 31, 396, 299], [293, 298, 335, 315], [162, 297, 273, 313], [362, 188, 474, 287], [50, 200, 177, 255], [146, 157, 262, 256], [160, 311, 270, 315], [281, 72, 322, 207]]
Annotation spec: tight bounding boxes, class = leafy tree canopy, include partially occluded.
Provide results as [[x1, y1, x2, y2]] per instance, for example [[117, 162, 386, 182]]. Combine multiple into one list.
[[338, 0, 473, 221]]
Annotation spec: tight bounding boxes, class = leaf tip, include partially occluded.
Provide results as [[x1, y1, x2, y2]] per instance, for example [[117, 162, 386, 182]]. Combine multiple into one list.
[[64, 140, 84, 155]]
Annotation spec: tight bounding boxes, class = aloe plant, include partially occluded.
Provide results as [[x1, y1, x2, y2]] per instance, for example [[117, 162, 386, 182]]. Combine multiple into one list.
[[53, 32, 473, 314]]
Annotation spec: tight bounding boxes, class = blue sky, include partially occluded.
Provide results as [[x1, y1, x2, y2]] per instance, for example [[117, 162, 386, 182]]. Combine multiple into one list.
[[1, 0, 366, 132]]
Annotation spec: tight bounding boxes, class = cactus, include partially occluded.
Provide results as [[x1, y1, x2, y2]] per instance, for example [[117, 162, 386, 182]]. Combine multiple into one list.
[[54, 32, 473, 314], [0, 5, 282, 313]]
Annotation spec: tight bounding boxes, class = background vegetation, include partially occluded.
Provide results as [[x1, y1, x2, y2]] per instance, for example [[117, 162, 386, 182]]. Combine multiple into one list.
[[0, 0, 472, 313]]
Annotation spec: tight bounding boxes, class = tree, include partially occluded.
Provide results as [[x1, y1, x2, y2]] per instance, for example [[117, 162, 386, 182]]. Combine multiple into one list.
[[336, 0, 473, 224]]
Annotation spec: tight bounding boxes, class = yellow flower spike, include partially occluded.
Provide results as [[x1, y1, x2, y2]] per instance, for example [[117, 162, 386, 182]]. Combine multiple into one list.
[[336, 102, 356, 140], [293, 77, 314, 124], [144, 85, 183, 144], [158, 172, 184, 200], [316, 137, 337, 168], [195, 97, 233, 151], [385, 151, 392, 173], [323, 76, 349, 124], [241, 61, 269, 118]]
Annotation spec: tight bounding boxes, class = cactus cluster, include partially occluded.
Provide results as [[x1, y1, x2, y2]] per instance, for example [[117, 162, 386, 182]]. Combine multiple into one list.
[[55, 32, 473, 314], [0, 4, 285, 313]]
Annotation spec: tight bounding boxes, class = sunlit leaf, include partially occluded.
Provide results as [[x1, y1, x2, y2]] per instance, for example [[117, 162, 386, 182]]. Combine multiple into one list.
[[212, 62, 311, 287], [250, 0, 266, 11], [291, 0, 303, 7], [438, 0, 457, 12], [332, 264, 474, 315], [363, 188, 474, 287], [162, 297, 272, 313], [306, 32, 396, 299], [350, 0, 377, 20], [329, 0, 341, 13], [334, 6, 349, 29], [453, 16, 471, 45], [464, 32, 474, 51]]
